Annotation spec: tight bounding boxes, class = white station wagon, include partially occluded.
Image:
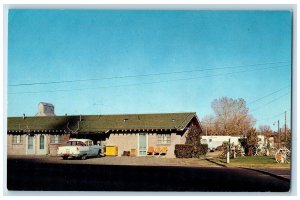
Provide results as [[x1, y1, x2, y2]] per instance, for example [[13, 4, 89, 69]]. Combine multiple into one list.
[[57, 139, 101, 160]]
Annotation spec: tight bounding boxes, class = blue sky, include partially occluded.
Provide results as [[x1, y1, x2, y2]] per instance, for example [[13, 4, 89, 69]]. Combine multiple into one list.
[[8, 10, 292, 130]]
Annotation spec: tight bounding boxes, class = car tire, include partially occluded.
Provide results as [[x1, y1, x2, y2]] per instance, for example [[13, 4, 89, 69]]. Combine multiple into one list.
[[81, 154, 87, 160], [62, 156, 68, 160], [97, 150, 101, 158]]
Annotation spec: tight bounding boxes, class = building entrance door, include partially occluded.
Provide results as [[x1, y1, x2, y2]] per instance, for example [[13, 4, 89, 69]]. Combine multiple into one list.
[[37, 134, 47, 155], [26, 135, 35, 155], [138, 133, 147, 156]]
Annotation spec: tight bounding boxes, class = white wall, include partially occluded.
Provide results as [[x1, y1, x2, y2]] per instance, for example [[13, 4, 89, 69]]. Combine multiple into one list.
[[201, 136, 242, 149]]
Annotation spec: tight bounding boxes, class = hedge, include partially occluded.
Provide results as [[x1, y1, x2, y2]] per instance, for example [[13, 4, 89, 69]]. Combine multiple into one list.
[[199, 144, 208, 156], [174, 144, 193, 158]]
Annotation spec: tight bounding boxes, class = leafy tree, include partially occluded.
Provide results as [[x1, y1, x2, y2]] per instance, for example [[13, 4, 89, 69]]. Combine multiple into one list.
[[245, 128, 258, 156], [185, 125, 206, 158]]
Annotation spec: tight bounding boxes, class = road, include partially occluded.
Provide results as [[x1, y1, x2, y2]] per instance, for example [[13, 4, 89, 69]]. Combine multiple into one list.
[[6, 156, 290, 192]]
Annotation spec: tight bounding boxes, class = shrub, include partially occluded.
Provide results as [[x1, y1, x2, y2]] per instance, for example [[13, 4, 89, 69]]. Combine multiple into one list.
[[185, 126, 204, 158], [245, 128, 258, 156], [174, 144, 193, 158], [185, 126, 202, 146], [199, 144, 208, 156], [215, 145, 224, 151]]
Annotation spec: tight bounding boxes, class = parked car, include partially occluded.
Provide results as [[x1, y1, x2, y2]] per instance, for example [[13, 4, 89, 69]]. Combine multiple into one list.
[[57, 139, 101, 160]]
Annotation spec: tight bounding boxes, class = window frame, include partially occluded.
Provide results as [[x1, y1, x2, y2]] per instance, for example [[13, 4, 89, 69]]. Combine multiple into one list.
[[39, 135, 45, 149], [157, 134, 171, 145], [12, 135, 22, 145], [50, 135, 62, 144]]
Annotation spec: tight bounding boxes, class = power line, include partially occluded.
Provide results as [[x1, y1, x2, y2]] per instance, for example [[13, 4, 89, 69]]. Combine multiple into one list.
[[8, 61, 289, 87], [9, 64, 288, 95], [257, 111, 286, 122], [251, 92, 290, 113], [248, 85, 290, 105]]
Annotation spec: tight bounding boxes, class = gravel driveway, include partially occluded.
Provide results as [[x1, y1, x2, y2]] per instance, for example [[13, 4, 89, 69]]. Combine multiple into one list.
[[7, 155, 221, 167]]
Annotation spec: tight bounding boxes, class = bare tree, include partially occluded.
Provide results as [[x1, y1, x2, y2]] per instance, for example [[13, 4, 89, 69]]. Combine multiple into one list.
[[259, 125, 272, 135], [201, 115, 217, 135], [211, 97, 255, 136], [259, 125, 271, 132]]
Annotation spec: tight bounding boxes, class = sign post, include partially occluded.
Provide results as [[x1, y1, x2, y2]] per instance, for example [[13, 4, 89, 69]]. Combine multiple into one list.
[[226, 138, 230, 163]]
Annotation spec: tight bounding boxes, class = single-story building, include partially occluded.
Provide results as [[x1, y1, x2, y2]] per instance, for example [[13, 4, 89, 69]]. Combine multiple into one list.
[[201, 136, 242, 150], [7, 112, 202, 158], [201, 135, 276, 150]]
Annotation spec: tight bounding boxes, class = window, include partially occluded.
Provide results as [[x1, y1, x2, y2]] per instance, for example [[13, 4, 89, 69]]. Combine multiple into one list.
[[12, 135, 22, 144], [85, 141, 93, 146], [157, 134, 171, 145], [28, 136, 34, 149], [65, 141, 86, 146], [209, 139, 212, 142], [50, 135, 62, 144], [40, 135, 45, 149]]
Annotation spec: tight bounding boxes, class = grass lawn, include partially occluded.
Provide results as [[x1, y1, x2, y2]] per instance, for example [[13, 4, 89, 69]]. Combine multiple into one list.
[[211, 156, 291, 168]]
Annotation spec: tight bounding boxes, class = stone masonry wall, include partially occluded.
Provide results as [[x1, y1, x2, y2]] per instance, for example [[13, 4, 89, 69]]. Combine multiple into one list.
[[106, 133, 139, 156], [49, 134, 70, 156], [7, 135, 26, 155], [7, 133, 71, 156], [106, 132, 186, 158]]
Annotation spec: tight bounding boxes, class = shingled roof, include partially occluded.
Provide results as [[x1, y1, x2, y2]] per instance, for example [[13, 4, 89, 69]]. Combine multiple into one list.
[[7, 112, 200, 134]]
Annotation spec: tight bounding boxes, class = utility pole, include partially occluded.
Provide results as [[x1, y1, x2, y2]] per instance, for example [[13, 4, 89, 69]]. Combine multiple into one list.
[[284, 111, 287, 144], [278, 120, 280, 148]]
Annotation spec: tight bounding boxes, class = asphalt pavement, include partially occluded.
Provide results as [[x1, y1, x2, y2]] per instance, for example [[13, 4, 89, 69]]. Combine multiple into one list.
[[6, 156, 290, 192]]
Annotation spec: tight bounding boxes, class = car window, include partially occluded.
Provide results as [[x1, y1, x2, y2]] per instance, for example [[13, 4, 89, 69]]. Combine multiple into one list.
[[65, 140, 91, 146], [86, 141, 93, 146], [77, 141, 86, 146], [65, 141, 73, 146]]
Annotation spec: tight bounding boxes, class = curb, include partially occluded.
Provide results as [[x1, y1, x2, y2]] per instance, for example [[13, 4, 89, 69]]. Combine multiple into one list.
[[205, 158, 227, 167], [240, 167, 290, 182], [205, 158, 290, 182]]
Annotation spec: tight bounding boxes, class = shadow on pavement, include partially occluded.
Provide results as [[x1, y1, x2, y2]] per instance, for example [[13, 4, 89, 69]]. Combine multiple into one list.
[[7, 157, 290, 192]]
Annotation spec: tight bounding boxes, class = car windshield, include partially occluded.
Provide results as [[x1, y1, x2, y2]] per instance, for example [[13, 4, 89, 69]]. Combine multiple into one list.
[[65, 141, 86, 146]]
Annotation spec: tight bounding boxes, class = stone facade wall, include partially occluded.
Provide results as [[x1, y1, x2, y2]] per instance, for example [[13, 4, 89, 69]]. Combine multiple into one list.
[[7, 135, 26, 155], [7, 131, 189, 158], [168, 132, 186, 158], [49, 134, 70, 156], [7, 133, 70, 156], [106, 133, 139, 156], [105, 132, 187, 158], [147, 134, 157, 149]]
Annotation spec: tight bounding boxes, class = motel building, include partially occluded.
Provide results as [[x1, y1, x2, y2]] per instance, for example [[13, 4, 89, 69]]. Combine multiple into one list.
[[7, 103, 203, 158]]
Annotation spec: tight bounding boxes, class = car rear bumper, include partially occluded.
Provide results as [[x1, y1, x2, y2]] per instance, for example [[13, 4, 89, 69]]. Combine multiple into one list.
[[58, 153, 81, 158]]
